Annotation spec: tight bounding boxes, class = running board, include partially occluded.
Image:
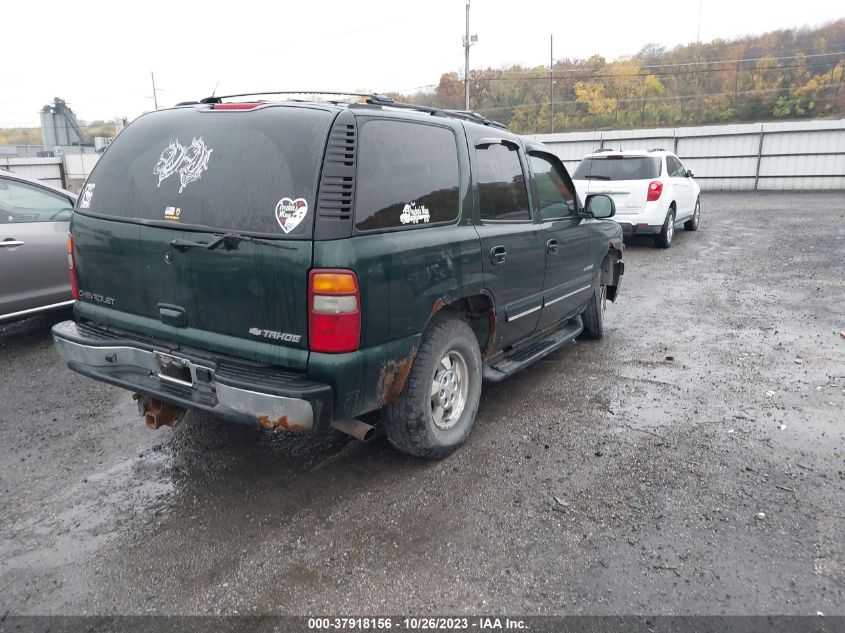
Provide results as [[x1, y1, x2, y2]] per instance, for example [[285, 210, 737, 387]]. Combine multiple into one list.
[[483, 318, 583, 382]]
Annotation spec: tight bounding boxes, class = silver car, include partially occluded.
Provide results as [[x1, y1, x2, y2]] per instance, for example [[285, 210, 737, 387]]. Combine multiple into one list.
[[0, 170, 77, 321]]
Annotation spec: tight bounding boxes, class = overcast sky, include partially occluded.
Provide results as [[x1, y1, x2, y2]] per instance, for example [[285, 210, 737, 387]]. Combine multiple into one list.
[[1, 0, 842, 127]]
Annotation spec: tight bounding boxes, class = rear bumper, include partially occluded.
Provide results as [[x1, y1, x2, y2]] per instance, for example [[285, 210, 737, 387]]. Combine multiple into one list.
[[617, 222, 661, 236], [51, 320, 332, 431]]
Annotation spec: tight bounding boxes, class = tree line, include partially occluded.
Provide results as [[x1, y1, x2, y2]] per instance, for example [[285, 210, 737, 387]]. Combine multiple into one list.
[[400, 19, 845, 133], [0, 120, 120, 146], [2, 21, 843, 141]]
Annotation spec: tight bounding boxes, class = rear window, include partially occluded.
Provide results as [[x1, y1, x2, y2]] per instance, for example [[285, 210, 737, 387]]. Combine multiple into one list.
[[572, 156, 661, 181], [77, 106, 333, 238], [477, 144, 530, 222], [354, 120, 460, 231]]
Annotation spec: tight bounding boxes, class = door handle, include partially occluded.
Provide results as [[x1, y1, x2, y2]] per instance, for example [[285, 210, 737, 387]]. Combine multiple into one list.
[[0, 239, 25, 247], [490, 245, 507, 265], [546, 239, 559, 255]]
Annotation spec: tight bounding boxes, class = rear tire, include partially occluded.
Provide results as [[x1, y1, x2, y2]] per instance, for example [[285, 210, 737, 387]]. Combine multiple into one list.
[[655, 207, 675, 248], [684, 197, 700, 231], [580, 284, 606, 340], [383, 318, 482, 459]]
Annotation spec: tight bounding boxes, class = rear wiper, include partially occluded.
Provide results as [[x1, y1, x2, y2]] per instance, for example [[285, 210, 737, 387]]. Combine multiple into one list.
[[169, 232, 294, 252], [169, 235, 228, 252], [583, 175, 611, 180]]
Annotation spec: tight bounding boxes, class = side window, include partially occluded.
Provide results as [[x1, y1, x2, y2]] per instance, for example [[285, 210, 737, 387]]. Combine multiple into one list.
[[355, 120, 460, 231], [0, 179, 73, 224], [528, 152, 576, 220], [666, 156, 684, 177], [477, 144, 530, 222]]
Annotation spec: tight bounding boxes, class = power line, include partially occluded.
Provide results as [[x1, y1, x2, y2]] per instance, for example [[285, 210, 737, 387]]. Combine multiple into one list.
[[472, 82, 845, 114], [472, 60, 844, 82], [468, 51, 845, 79], [619, 49, 845, 70], [388, 51, 845, 95]]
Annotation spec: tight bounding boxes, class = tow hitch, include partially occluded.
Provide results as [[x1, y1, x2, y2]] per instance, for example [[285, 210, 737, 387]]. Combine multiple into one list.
[[134, 394, 187, 429]]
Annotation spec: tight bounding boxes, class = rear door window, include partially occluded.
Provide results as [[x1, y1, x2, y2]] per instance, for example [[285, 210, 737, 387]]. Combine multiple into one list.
[[77, 106, 333, 238], [354, 120, 460, 231], [572, 156, 661, 181], [477, 144, 531, 222], [528, 153, 576, 220], [0, 179, 74, 223], [666, 155, 685, 177]]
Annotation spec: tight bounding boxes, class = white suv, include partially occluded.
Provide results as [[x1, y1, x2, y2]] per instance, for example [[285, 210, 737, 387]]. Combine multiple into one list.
[[571, 149, 700, 248]]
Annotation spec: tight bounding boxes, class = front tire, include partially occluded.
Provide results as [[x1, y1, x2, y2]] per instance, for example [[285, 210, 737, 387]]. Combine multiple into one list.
[[580, 284, 606, 340], [383, 317, 482, 459], [684, 197, 700, 231], [655, 206, 675, 248]]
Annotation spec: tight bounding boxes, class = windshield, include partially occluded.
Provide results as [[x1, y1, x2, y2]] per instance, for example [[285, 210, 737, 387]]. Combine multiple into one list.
[[572, 156, 661, 181], [77, 105, 334, 238]]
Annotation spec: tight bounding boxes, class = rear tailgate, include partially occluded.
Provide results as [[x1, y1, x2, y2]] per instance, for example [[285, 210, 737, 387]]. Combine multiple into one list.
[[574, 178, 650, 215], [71, 104, 336, 370], [572, 155, 659, 214]]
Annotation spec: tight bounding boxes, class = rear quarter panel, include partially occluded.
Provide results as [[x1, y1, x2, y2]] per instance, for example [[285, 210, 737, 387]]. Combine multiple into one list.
[[310, 116, 480, 418]]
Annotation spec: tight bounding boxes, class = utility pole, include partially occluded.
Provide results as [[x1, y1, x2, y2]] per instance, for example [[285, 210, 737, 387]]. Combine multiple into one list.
[[150, 71, 159, 111], [463, 1, 477, 111], [696, 0, 703, 44], [550, 34, 554, 133]]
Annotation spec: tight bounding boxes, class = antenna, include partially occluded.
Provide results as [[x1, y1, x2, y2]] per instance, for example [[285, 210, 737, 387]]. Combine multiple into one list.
[[150, 71, 159, 111], [211, 81, 220, 98]]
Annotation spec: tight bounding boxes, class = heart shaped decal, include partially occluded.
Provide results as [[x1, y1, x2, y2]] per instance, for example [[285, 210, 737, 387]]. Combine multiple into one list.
[[274, 197, 308, 233]]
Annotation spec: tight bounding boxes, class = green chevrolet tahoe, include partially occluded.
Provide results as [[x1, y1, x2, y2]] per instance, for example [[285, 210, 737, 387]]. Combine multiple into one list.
[[52, 94, 624, 458]]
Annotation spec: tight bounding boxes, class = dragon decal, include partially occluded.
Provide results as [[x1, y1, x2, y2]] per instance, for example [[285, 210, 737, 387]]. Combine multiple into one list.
[[153, 137, 213, 193]]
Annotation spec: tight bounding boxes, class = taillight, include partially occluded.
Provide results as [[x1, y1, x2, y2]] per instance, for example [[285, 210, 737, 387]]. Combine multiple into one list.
[[647, 181, 663, 202], [67, 233, 79, 300], [308, 269, 360, 353]]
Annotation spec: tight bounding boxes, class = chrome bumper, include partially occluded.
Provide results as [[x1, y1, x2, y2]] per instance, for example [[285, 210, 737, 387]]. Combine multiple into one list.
[[52, 321, 320, 431]]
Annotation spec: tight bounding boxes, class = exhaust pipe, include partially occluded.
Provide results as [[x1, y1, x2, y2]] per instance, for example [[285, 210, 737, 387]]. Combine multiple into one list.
[[134, 394, 187, 430], [331, 418, 376, 442]]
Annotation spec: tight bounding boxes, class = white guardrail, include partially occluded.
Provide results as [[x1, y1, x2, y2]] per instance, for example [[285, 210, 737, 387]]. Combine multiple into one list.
[[532, 118, 845, 191]]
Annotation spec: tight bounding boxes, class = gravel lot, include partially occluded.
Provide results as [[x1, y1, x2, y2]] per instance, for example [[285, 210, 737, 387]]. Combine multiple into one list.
[[1, 191, 843, 616]]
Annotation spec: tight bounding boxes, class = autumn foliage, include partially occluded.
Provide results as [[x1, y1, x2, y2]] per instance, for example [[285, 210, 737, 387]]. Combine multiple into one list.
[[407, 19, 845, 133]]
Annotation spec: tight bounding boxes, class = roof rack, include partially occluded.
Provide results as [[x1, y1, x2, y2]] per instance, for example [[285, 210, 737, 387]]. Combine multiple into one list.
[[198, 90, 393, 104], [647, 148, 667, 152], [592, 148, 616, 153], [361, 97, 507, 129], [195, 91, 507, 129]]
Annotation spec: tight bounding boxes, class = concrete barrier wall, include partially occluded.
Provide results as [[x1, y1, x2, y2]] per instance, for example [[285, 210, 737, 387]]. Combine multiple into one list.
[[532, 119, 845, 191]]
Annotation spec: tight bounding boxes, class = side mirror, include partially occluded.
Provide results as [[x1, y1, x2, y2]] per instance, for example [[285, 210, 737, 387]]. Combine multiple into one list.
[[686, 169, 695, 178], [584, 194, 615, 219]]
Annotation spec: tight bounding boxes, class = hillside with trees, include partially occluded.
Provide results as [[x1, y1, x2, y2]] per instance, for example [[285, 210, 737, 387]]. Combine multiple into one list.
[[3, 21, 843, 141], [0, 120, 119, 146], [403, 19, 845, 133]]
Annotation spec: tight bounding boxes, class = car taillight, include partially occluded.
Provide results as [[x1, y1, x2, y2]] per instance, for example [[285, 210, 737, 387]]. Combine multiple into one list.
[[647, 181, 663, 202], [308, 269, 360, 353], [67, 233, 79, 300]]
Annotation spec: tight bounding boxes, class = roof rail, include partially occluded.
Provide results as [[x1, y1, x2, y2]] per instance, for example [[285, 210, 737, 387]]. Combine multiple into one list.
[[195, 91, 507, 129], [647, 148, 667, 152], [593, 148, 616, 153], [198, 91, 393, 104], [361, 97, 507, 129]]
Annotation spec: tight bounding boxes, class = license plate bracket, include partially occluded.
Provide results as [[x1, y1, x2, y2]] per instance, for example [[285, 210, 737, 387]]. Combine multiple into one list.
[[154, 351, 193, 386]]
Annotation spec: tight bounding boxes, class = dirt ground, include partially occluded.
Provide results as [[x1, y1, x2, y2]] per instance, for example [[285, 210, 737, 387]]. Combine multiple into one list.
[[1, 191, 843, 616]]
